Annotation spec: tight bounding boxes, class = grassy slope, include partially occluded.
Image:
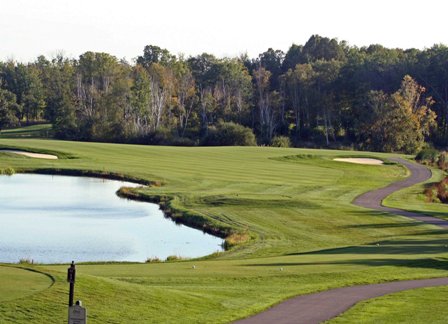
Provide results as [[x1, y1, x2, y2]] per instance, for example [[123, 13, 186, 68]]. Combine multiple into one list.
[[0, 124, 52, 139], [0, 266, 53, 302], [0, 138, 448, 323]]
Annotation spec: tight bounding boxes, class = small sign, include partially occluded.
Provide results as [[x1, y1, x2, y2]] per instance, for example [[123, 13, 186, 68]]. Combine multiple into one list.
[[68, 304, 86, 324], [67, 266, 76, 283]]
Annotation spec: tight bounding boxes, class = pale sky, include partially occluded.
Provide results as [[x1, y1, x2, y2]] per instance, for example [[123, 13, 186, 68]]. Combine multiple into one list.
[[1, 0, 447, 62]]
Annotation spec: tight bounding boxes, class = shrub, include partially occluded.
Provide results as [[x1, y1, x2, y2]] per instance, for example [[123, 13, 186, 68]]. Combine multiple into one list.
[[271, 136, 291, 148], [415, 148, 439, 164], [145, 257, 161, 263], [18, 258, 34, 264], [416, 149, 448, 171], [425, 177, 448, 203], [437, 152, 448, 171], [140, 128, 196, 146], [202, 122, 257, 146], [165, 255, 187, 262]]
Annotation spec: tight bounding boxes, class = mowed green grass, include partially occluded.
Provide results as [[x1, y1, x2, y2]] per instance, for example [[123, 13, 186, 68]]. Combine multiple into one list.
[[330, 285, 448, 324], [0, 124, 52, 139], [0, 266, 53, 302], [0, 138, 448, 323], [385, 167, 448, 220], [0, 139, 414, 258]]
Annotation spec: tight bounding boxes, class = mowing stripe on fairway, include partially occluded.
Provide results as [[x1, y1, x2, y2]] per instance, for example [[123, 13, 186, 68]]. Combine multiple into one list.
[[235, 158, 448, 324]]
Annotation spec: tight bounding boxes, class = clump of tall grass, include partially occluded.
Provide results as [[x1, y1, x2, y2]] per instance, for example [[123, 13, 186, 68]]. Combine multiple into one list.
[[1, 167, 15, 176], [145, 255, 190, 263], [224, 232, 250, 249], [151, 180, 164, 187]]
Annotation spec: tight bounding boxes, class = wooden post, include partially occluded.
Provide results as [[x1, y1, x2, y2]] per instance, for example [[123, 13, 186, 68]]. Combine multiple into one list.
[[67, 261, 76, 307]]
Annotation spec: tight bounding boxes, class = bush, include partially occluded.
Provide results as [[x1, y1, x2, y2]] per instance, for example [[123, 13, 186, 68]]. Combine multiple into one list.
[[425, 177, 448, 203], [202, 122, 257, 146], [170, 136, 197, 146], [437, 152, 448, 171], [18, 258, 34, 264], [271, 136, 291, 148], [415, 149, 448, 171], [139, 128, 197, 146], [415, 148, 439, 164], [165, 255, 187, 262], [145, 257, 161, 263]]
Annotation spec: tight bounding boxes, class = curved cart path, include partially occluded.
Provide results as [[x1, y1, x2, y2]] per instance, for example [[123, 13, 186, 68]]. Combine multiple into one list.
[[353, 157, 448, 228], [235, 158, 448, 324]]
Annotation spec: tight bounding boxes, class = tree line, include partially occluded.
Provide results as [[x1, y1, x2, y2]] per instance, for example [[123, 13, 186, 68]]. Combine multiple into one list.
[[1, 34, 447, 153]]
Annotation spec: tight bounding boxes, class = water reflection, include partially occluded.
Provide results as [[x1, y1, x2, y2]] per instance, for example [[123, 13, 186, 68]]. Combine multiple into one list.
[[0, 174, 223, 263]]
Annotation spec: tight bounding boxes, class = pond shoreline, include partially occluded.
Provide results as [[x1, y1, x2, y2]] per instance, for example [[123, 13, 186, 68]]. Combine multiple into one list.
[[0, 172, 224, 263], [8, 168, 236, 250], [32, 168, 235, 241]]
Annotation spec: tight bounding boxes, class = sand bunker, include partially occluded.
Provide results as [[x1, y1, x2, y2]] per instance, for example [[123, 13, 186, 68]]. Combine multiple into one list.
[[333, 158, 383, 165], [0, 150, 58, 160]]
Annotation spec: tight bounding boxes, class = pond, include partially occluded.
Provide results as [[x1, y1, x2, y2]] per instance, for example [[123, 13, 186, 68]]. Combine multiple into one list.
[[0, 174, 223, 263]]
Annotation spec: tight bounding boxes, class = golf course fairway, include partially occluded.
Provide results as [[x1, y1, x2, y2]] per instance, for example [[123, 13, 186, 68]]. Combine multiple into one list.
[[1, 138, 448, 323], [0, 266, 53, 302]]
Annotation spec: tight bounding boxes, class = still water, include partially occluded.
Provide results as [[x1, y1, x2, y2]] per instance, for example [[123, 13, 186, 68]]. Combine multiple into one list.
[[0, 174, 223, 263]]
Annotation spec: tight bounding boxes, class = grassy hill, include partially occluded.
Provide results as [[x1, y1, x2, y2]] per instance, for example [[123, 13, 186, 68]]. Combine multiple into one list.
[[0, 138, 447, 323], [0, 124, 53, 139]]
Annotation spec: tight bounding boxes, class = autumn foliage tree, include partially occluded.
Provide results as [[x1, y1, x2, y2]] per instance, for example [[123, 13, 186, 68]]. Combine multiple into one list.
[[362, 76, 436, 153]]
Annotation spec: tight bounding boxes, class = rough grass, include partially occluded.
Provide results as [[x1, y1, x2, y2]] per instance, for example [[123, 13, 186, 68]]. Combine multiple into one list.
[[0, 124, 53, 139], [0, 139, 448, 323]]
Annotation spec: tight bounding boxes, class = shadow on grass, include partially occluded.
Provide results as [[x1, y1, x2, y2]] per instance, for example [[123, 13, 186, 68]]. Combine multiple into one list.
[[344, 222, 425, 229], [285, 238, 448, 256], [349, 207, 448, 221], [245, 257, 448, 271], [200, 195, 321, 209], [249, 235, 448, 270], [411, 229, 448, 236], [402, 209, 448, 219]]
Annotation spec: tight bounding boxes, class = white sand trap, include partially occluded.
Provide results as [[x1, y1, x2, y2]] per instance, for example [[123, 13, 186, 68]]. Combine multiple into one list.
[[0, 150, 58, 160], [333, 158, 383, 165]]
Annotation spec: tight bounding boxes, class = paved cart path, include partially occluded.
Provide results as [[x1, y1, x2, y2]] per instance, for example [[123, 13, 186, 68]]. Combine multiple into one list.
[[353, 157, 448, 228], [235, 158, 448, 324]]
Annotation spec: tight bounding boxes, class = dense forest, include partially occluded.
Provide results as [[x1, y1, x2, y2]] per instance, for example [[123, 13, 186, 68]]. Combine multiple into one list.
[[1, 35, 447, 153]]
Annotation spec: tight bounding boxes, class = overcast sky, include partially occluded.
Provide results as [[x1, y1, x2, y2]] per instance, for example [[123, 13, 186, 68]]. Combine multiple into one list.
[[1, 0, 447, 62]]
